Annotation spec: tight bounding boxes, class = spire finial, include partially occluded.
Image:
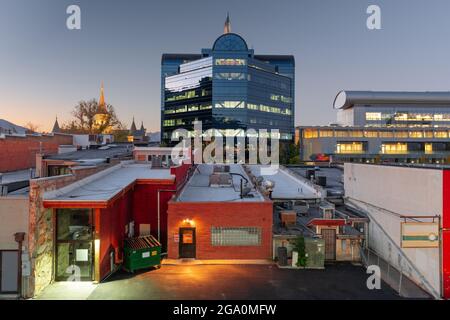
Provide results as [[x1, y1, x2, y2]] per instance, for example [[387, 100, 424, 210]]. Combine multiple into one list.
[[224, 12, 231, 34], [99, 82, 105, 107]]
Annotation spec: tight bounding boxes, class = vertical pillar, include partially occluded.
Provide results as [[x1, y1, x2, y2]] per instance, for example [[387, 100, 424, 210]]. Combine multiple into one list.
[[94, 208, 101, 283]]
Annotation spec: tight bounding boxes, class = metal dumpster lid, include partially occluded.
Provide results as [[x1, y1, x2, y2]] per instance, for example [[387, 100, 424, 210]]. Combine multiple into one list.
[[124, 235, 161, 249]]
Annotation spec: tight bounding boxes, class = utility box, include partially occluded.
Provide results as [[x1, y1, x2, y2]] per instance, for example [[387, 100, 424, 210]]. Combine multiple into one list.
[[280, 211, 297, 227], [123, 235, 161, 273]]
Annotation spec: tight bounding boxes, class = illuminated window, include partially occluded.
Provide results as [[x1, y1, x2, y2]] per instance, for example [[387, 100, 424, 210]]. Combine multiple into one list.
[[303, 129, 318, 139], [215, 101, 245, 109], [425, 143, 433, 154], [214, 58, 246, 66], [394, 113, 408, 121], [394, 131, 408, 138], [211, 227, 261, 246], [336, 142, 364, 154], [163, 119, 175, 127], [164, 109, 175, 115], [379, 131, 394, 138], [409, 131, 423, 138], [435, 131, 448, 138], [364, 131, 378, 138], [366, 112, 382, 121], [188, 105, 199, 112], [349, 131, 363, 138], [319, 130, 334, 138], [381, 143, 408, 154], [424, 131, 434, 138], [175, 106, 187, 113], [199, 104, 212, 110], [335, 130, 349, 138]]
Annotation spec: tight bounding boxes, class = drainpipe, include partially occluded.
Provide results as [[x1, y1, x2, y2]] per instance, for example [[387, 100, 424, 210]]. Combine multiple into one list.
[[157, 189, 177, 242], [14, 232, 25, 299]]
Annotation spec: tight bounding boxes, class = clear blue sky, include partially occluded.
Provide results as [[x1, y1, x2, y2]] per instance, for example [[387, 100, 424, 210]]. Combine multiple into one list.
[[1, 0, 450, 132]]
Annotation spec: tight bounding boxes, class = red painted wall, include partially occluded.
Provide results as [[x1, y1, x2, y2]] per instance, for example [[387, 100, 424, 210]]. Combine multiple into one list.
[[0, 134, 73, 172], [99, 189, 133, 279], [167, 201, 273, 260], [132, 183, 175, 248], [443, 169, 450, 299]]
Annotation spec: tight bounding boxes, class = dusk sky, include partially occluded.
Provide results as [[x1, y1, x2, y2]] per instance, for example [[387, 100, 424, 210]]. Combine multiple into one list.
[[1, 0, 450, 132]]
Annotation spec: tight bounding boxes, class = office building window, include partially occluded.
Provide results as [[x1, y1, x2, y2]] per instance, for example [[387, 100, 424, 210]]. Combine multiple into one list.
[[409, 131, 423, 138], [394, 131, 408, 138], [211, 227, 261, 246], [319, 130, 334, 138], [381, 143, 408, 154], [215, 101, 245, 109], [379, 131, 394, 138], [336, 142, 364, 154], [366, 112, 382, 121], [364, 131, 378, 138], [214, 58, 246, 66], [435, 131, 448, 138], [303, 129, 318, 139]]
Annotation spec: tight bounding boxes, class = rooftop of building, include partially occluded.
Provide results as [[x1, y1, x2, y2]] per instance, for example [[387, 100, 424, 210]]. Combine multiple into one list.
[[346, 162, 450, 171], [286, 166, 344, 198], [176, 164, 265, 203], [44, 144, 133, 161], [273, 202, 367, 237], [248, 165, 324, 200], [43, 162, 175, 204], [334, 90, 450, 110]]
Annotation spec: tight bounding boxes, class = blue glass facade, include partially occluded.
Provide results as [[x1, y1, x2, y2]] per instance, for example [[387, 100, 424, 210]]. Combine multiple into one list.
[[161, 33, 295, 144]]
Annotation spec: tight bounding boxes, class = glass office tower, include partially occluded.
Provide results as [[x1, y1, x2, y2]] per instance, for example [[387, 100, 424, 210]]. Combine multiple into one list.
[[161, 32, 295, 145]]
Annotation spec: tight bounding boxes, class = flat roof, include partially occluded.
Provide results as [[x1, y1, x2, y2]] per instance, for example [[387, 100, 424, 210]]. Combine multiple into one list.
[[45, 145, 132, 161], [176, 164, 265, 203], [249, 166, 323, 200], [334, 90, 450, 110], [44, 163, 174, 204], [1, 169, 32, 183]]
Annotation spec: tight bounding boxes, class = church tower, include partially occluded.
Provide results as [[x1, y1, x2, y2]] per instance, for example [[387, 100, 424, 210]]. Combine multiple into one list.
[[93, 82, 112, 133]]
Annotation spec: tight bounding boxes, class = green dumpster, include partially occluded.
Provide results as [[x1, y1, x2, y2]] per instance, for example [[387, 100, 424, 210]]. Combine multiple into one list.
[[123, 235, 161, 272]]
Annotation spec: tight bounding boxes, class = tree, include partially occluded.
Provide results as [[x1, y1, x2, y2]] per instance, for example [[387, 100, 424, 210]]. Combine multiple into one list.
[[293, 235, 307, 268], [61, 99, 125, 134], [25, 122, 40, 133]]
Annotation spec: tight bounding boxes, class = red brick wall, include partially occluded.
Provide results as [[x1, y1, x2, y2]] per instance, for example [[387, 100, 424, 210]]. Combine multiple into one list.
[[0, 134, 73, 172], [167, 201, 273, 260]]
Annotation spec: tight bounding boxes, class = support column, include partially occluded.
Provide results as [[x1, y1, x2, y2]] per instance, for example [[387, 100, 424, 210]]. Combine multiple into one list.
[[94, 208, 101, 283]]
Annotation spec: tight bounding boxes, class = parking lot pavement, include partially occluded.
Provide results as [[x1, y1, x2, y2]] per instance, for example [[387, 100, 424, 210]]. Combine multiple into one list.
[[87, 263, 404, 300]]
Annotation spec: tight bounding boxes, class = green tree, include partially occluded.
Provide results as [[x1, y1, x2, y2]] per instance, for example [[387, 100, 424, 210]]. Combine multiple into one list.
[[293, 235, 307, 268]]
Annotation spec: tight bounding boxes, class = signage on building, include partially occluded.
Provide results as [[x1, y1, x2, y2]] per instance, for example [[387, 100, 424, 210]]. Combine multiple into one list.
[[401, 222, 439, 248]]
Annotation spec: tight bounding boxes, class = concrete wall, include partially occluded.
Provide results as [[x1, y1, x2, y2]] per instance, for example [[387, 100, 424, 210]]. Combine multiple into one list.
[[0, 196, 29, 250], [344, 163, 443, 297]]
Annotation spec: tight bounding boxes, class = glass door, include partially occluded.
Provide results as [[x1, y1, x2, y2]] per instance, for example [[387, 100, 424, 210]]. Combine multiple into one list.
[[56, 209, 94, 281]]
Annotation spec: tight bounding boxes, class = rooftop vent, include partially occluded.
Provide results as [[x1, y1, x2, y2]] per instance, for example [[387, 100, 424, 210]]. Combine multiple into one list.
[[209, 172, 233, 187], [319, 202, 335, 219]]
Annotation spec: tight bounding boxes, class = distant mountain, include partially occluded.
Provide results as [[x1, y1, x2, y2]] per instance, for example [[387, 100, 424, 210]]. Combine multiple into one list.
[[0, 119, 28, 135]]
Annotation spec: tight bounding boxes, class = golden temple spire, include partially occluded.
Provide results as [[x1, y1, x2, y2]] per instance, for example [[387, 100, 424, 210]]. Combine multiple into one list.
[[99, 82, 105, 107]]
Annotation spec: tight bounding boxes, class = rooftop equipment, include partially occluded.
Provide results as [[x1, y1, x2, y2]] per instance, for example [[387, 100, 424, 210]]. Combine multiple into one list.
[[280, 210, 297, 227]]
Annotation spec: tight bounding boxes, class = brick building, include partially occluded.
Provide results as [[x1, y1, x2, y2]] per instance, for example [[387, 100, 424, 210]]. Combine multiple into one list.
[[0, 133, 73, 173], [167, 164, 273, 260]]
